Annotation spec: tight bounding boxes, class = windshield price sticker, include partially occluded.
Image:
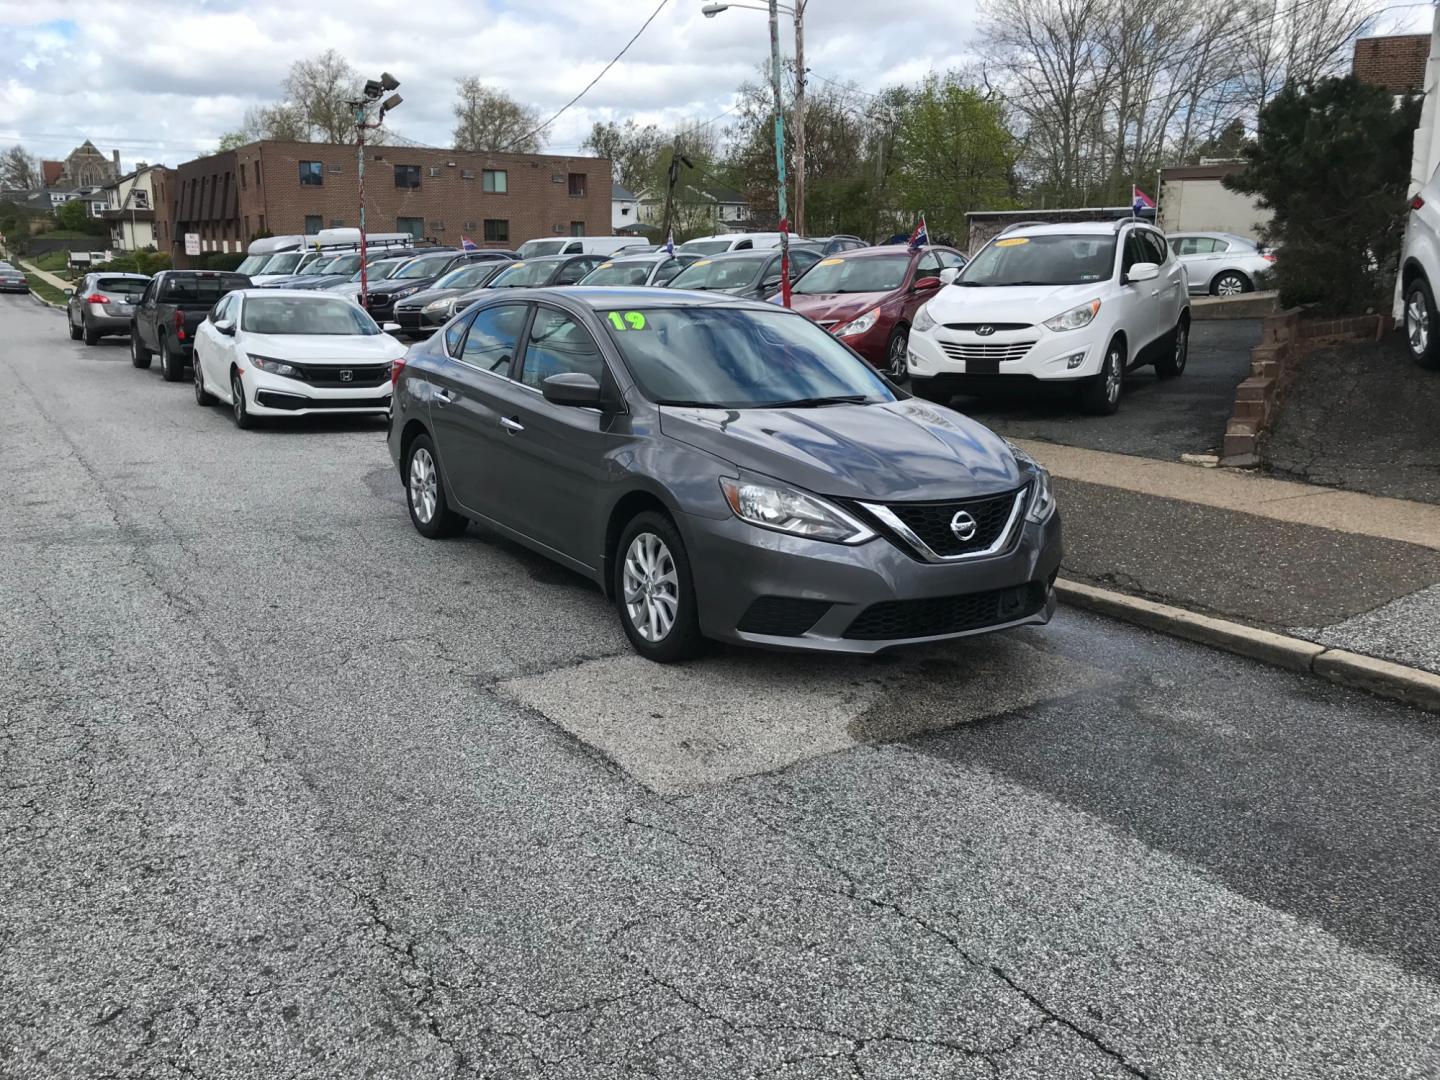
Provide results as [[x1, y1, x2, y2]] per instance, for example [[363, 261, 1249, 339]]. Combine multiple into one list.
[[995, 237, 1030, 247], [606, 311, 649, 331], [818, 257, 844, 265]]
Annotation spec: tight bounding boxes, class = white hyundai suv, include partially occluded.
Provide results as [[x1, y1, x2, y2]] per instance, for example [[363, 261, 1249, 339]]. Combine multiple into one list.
[[1400, 167, 1440, 370], [905, 221, 1190, 414]]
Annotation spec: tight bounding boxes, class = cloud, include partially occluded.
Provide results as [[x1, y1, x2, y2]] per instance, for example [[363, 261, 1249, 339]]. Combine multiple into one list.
[[0, 0, 979, 168]]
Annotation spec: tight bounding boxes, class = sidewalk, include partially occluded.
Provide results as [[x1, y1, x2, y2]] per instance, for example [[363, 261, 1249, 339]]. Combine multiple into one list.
[[20, 260, 71, 293], [1019, 439, 1440, 678]]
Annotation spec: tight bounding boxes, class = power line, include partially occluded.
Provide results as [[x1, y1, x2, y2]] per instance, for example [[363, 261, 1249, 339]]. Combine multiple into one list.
[[504, 0, 673, 151]]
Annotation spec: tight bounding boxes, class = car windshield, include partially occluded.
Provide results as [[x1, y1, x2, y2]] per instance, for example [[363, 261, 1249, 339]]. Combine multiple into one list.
[[236, 254, 272, 275], [434, 264, 499, 290], [96, 277, 149, 298], [793, 254, 909, 294], [260, 253, 304, 275], [355, 261, 406, 283], [325, 254, 362, 275], [241, 296, 381, 335], [960, 234, 1116, 287], [517, 240, 567, 258], [602, 306, 897, 409], [581, 260, 654, 286], [678, 240, 734, 255], [669, 256, 767, 291], [299, 256, 339, 274], [490, 260, 557, 287], [394, 256, 453, 280]]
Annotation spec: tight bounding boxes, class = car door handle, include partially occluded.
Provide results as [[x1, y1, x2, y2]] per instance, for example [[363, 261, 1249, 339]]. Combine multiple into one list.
[[500, 416, 524, 434], [434, 387, 458, 404]]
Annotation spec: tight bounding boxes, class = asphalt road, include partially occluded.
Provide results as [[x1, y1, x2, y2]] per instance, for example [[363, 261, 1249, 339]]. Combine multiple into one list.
[[3, 294, 1439, 1080], [957, 319, 1259, 460]]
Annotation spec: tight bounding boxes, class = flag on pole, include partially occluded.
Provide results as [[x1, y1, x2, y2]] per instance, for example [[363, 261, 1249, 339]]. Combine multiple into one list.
[[907, 216, 929, 251], [461, 236, 479, 251], [1131, 186, 1155, 214], [664, 229, 675, 256]]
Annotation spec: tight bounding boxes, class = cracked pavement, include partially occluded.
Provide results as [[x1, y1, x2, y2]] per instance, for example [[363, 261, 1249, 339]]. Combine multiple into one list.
[[2, 294, 1439, 1079]]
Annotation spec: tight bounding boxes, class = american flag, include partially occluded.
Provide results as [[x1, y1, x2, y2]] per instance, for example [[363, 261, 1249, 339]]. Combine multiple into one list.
[[1132, 186, 1155, 213], [461, 236, 479, 251], [907, 216, 929, 251]]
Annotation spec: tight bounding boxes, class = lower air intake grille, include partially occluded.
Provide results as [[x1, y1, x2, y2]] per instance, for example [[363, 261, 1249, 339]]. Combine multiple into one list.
[[736, 596, 832, 637], [843, 582, 1046, 641]]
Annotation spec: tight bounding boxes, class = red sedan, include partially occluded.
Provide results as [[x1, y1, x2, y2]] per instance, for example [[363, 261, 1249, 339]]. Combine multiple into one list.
[[785, 244, 968, 379]]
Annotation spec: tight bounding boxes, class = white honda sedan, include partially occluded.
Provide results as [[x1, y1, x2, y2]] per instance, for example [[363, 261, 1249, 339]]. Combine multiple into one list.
[[192, 290, 407, 428]]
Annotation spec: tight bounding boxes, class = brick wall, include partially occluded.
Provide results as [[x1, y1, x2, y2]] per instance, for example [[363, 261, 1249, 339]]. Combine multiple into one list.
[[1352, 34, 1429, 94]]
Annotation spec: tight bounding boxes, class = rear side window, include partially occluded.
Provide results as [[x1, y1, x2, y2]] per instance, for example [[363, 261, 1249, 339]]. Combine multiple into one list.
[[459, 304, 527, 374], [444, 312, 473, 357], [97, 277, 147, 298], [1141, 231, 1169, 264]]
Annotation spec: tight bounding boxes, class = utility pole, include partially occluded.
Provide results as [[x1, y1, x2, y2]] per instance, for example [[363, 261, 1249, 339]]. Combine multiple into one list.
[[661, 134, 681, 241], [347, 73, 402, 312], [768, 0, 791, 307], [792, 0, 806, 238]]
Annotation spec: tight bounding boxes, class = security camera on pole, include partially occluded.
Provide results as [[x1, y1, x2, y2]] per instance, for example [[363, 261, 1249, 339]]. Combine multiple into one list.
[[348, 72, 402, 311]]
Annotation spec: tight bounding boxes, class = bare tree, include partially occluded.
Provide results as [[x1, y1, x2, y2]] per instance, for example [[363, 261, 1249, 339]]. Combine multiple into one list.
[[0, 144, 43, 190], [1234, 0, 1376, 114], [283, 50, 364, 143], [452, 78, 547, 153]]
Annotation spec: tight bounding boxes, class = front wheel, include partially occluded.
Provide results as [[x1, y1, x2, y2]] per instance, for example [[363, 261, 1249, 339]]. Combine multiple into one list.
[[160, 339, 183, 382], [1155, 318, 1189, 378], [1211, 271, 1251, 296], [615, 511, 704, 663], [1405, 276, 1440, 370], [1080, 340, 1124, 414], [230, 373, 255, 430], [885, 326, 909, 382], [405, 435, 467, 538], [130, 328, 152, 368]]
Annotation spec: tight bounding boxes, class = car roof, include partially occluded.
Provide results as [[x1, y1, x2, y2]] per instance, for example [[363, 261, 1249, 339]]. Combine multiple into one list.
[[820, 245, 924, 259], [92, 271, 151, 279], [687, 249, 774, 261], [234, 288, 358, 299], [545, 286, 780, 312], [996, 221, 1146, 238]]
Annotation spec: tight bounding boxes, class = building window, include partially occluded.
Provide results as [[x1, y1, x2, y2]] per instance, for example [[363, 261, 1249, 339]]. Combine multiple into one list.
[[461, 169, 476, 180], [570, 221, 585, 236], [483, 169, 507, 194], [483, 219, 509, 243], [254, 161, 261, 188], [394, 165, 421, 189], [464, 221, 478, 232], [244, 215, 250, 237], [428, 166, 442, 178], [329, 218, 345, 228], [257, 214, 265, 234], [397, 217, 424, 239], [429, 221, 445, 232], [568, 173, 587, 197], [329, 163, 342, 175], [300, 161, 323, 186], [304, 216, 323, 235], [240, 165, 247, 190]]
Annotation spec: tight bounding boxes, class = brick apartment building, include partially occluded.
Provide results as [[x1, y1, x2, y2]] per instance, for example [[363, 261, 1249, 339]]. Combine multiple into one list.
[[1352, 33, 1429, 95], [164, 140, 613, 266]]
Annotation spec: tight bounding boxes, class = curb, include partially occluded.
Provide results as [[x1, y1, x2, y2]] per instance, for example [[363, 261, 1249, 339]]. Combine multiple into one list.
[[1055, 578, 1440, 715]]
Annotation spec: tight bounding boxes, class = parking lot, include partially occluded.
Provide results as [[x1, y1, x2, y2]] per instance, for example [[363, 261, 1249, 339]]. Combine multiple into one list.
[[4, 294, 1439, 1078]]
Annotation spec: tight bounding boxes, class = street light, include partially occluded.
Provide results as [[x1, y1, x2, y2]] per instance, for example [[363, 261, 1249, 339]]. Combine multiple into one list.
[[702, 0, 806, 239], [347, 71, 402, 312]]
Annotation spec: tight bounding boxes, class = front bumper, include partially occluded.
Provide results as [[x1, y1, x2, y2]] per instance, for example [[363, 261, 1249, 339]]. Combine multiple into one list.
[[679, 507, 1063, 654], [240, 367, 393, 417], [907, 323, 1101, 385]]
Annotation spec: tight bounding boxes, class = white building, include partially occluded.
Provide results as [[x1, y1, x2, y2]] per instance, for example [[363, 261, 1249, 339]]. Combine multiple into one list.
[[94, 165, 165, 252], [1157, 164, 1269, 242], [612, 184, 640, 231]]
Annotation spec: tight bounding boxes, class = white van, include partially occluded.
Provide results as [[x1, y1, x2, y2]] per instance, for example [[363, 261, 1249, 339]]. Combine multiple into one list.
[[678, 232, 801, 256], [515, 236, 647, 259], [244, 230, 414, 284]]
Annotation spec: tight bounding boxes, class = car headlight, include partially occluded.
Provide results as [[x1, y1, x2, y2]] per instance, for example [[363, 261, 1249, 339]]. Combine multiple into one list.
[[423, 298, 451, 313], [247, 354, 300, 378], [720, 478, 874, 544], [912, 303, 936, 333], [1043, 299, 1101, 332], [835, 308, 880, 337], [1005, 442, 1056, 521]]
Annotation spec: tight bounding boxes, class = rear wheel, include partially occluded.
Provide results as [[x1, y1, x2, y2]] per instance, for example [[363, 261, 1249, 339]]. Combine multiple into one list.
[[160, 339, 183, 382], [1155, 318, 1189, 378], [1080, 338, 1124, 414], [83, 319, 99, 346], [193, 357, 215, 405], [68, 313, 82, 341], [1211, 271, 1251, 296], [130, 327, 152, 368], [614, 511, 703, 663], [405, 435, 467, 538], [1404, 275, 1440, 370]]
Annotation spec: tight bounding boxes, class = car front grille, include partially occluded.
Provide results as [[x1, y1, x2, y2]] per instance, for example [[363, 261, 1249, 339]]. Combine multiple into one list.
[[942, 322, 1032, 332], [876, 487, 1026, 558], [255, 391, 390, 411], [938, 340, 1037, 365], [283, 361, 391, 388], [394, 309, 425, 328], [735, 596, 831, 637], [843, 582, 1047, 641]]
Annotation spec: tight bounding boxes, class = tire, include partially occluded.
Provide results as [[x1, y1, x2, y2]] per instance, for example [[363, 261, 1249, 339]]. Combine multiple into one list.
[[68, 313, 82, 341], [1155, 317, 1189, 378], [614, 511, 704, 663], [885, 326, 909, 382], [1404, 275, 1440, 370], [1211, 271, 1251, 297], [404, 434, 467, 538], [130, 327, 152, 369], [1080, 338, 1125, 414], [83, 319, 99, 346], [909, 377, 951, 405], [159, 339, 182, 382], [230, 372, 255, 430], [193, 357, 215, 406]]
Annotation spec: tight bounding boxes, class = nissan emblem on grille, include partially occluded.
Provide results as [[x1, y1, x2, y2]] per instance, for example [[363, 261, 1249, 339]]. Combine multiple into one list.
[[975, 325, 995, 336], [949, 511, 978, 541], [340, 370, 353, 382]]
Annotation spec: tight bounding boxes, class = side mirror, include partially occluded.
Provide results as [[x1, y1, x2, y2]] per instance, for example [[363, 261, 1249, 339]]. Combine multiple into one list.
[[542, 371, 604, 408], [382, 321, 402, 333], [762, 275, 782, 290], [939, 267, 961, 285], [215, 321, 236, 336], [912, 276, 942, 291], [1125, 261, 1159, 284], [63, 287, 75, 297]]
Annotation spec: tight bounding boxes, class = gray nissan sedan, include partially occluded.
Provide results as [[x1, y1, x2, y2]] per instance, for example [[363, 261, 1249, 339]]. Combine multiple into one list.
[[387, 287, 1062, 661]]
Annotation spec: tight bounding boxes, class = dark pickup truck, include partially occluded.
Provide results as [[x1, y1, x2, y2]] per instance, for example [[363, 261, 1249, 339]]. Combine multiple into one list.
[[131, 270, 251, 381]]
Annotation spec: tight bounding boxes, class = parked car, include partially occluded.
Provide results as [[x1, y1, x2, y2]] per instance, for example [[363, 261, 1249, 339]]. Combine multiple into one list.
[[192, 290, 406, 428], [327, 255, 415, 303], [360, 250, 489, 321], [808, 234, 869, 256], [486, 254, 608, 290], [393, 261, 515, 336], [906, 220, 1190, 415], [786, 245, 968, 379], [2, 264, 32, 293], [64, 272, 151, 344], [666, 248, 822, 300], [1166, 232, 1273, 295], [1401, 174, 1440, 369], [515, 236, 647, 259], [131, 270, 252, 381], [388, 287, 1061, 661], [578, 252, 700, 287], [678, 232, 801, 255]]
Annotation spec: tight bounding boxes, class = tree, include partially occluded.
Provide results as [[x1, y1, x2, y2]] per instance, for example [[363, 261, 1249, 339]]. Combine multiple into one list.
[[54, 199, 105, 235], [891, 74, 1019, 240], [283, 50, 362, 143], [215, 103, 308, 153], [1, 145, 42, 190], [452, 78, 546, 153], [583, 120, 665, 192], [1225, 76, 1418, 312]]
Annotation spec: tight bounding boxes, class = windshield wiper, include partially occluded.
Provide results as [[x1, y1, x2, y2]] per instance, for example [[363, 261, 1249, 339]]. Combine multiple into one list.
[[763, 394, 870, 408], [654, 398, 721, 407]]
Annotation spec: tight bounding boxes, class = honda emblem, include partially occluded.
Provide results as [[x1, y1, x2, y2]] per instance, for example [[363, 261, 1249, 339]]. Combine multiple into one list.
[[339, 370, 353, 382]]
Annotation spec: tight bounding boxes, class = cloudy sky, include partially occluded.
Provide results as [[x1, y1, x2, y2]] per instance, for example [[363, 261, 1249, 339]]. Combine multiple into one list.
[[0, 0, 989, 171]]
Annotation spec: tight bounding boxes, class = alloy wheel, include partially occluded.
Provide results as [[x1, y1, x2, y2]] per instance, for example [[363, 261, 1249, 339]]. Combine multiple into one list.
[[409, 447, 438, 524], [887, 335, 908, 380], [622, 532, 679, 643], [232, 376, 247, 425], [1174, 324, 1188, 373], [1216, 274, 1244, 296], [1105, 348, 1122, 404], [1407, 290, 1429, 356]]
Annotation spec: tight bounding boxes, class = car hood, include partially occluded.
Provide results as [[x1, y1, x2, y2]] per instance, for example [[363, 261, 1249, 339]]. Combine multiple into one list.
[[397, 286, 465, 308], [787, 290, 894, 324], [926, 281, 1105, 325], [658, 399, 1022, 502], [367, 277, 436, 296], [240, 331, 407, 362]]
